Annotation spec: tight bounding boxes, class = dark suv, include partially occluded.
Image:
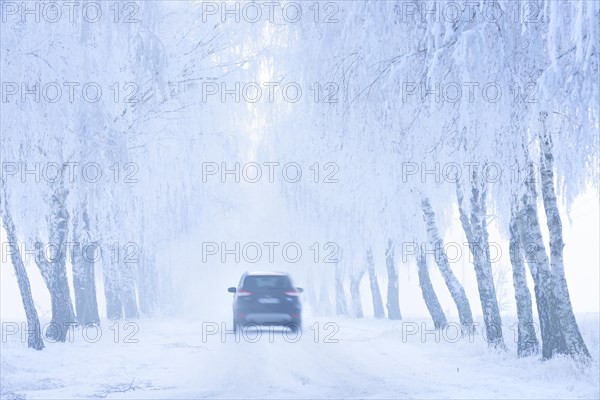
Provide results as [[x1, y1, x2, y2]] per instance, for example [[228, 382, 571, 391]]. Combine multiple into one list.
[[228, 272, 303, 332]]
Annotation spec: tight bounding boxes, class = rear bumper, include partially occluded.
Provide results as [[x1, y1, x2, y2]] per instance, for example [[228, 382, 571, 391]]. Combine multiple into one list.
[[234, 311, 302, 326], [233, 296, 301, 325], [244, 313, 293, 324], [234, 301, 301, 317]]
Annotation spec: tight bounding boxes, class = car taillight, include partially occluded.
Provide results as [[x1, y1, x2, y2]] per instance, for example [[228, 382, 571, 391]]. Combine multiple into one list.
[[285, 290, 300, 296], [237, 289, 252, 297]]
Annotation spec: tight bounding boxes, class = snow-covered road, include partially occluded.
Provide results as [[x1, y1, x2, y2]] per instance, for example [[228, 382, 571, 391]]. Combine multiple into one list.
[[1, 316, 598, 399]]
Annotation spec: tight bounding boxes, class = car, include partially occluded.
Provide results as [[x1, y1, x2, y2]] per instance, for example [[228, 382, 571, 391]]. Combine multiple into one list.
[[228, 271, 303, 333]]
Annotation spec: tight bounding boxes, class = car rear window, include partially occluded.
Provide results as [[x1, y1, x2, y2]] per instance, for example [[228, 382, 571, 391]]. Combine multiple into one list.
[[243, 275, 292, 291]]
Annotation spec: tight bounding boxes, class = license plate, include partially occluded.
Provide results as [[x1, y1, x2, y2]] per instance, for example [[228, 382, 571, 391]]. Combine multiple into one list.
[[258, 297, 279, 304]]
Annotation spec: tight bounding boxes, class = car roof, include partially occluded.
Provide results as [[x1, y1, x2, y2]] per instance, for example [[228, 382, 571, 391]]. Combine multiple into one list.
[[245, 271, 289, 276]]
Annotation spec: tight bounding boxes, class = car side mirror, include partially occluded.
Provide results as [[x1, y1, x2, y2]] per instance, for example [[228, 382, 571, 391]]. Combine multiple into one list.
[[296, 287, 304, 293], [227, 287, 236, 293]]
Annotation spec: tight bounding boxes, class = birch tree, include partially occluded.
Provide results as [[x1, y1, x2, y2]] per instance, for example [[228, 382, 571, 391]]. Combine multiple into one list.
[[1, 185, 45, 350], [366, 248, 385, 319], [416, 246, 447, 330], [422, 197, 474, 333]]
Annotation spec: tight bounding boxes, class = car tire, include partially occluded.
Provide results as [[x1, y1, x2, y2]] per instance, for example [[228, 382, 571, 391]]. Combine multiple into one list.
[[289, 320, 302, 334]]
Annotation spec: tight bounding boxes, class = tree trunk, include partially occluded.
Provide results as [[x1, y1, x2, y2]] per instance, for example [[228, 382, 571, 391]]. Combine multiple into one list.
[[456, 176, 504, 348], [538, 113, 590, 360], [35, 186, 76, 342], [72, 207, 100, 325], [366, 248, 385, 319], [102, 254, 123, 320], [137, 224, 157, 316], [416, 247, 447, 330], [421, 196, 474, 333], [137, 252, 158, 316], [509, 209, 540, 357], [349, 270, 364, 318], [385, 239, 402, 320], [334, 262, 347, 315], [120, 261, 139, 319], [517, 164, 567, 359], [1, 193, 45, 350]]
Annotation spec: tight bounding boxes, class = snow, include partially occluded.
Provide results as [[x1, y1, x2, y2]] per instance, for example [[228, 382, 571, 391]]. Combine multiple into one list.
[[2, 313, 598, 399], [1, 1, 599, 398]]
